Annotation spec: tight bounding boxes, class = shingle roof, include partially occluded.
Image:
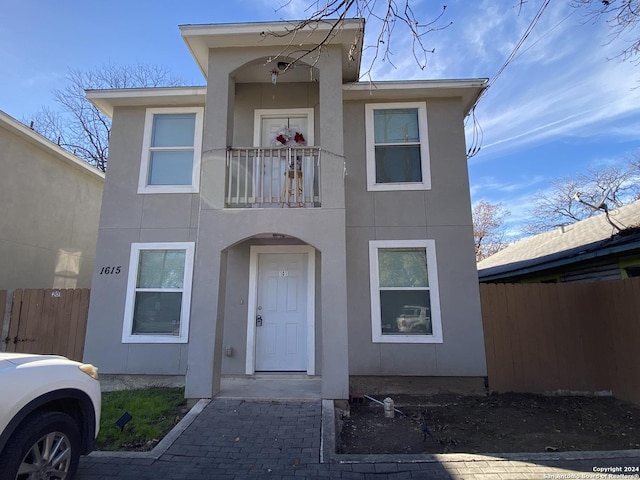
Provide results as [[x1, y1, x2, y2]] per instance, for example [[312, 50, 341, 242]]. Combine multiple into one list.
[[477, 199, 640, 279]]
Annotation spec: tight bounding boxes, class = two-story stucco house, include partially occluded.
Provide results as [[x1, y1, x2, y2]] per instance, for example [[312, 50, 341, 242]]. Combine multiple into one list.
[[83, 19, 487, 400]]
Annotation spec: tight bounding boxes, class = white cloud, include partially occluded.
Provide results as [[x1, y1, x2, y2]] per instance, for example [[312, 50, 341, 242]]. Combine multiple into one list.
[[268, 0, 311, 19], [470, 175, 546, 198], [472, 13, 640, 157]]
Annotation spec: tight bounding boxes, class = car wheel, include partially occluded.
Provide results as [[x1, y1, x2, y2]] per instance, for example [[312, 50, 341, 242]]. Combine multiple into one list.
[[0, 411, 81, 480]]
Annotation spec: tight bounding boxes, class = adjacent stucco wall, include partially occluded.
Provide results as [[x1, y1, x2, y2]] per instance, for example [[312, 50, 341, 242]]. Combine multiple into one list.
[[82, 106, 197, 374], [0, 117, 103, 289], [344, 97, 487, 377]]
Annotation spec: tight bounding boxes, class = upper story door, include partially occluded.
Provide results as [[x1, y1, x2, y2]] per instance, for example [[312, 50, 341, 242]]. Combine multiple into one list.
[[254, 108, 314, 148], [260, 116, 309, 147], [254, 109, 315, 202]]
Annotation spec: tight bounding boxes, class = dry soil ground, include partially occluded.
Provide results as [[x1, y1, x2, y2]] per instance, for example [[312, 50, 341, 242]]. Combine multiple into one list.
[[338, 393, 640, 455]]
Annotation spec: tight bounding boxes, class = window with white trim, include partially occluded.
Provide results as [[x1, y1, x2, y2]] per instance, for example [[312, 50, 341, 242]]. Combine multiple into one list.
[[122, 242, 194, 343], [365, 102, 430, 191], [369, 240, 442, 343], [138, 107, 203, 194]]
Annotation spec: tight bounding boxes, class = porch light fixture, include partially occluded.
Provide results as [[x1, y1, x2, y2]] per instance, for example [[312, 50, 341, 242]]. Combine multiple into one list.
[[271, 68, 278, 85]]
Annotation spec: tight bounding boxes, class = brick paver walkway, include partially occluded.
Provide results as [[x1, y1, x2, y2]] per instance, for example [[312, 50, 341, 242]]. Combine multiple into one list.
[[77, 399, 640, 479]]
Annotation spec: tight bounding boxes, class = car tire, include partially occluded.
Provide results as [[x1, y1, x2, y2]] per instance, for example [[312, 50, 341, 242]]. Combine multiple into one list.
[[0, 411, 81, 480]]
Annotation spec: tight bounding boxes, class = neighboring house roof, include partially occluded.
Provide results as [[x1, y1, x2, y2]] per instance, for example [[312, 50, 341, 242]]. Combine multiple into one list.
[[477, 200, 640, 281], [0, 110, 105, 182]]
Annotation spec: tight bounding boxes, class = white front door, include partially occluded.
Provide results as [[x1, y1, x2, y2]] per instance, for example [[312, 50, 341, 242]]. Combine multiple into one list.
[[255, 253, 308, 371]]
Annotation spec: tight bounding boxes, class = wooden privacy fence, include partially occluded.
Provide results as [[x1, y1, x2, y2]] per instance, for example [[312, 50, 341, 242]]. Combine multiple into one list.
[[1, 289, 90, 362], [480, 278, 640, 405], [2, 282, 639, 404]]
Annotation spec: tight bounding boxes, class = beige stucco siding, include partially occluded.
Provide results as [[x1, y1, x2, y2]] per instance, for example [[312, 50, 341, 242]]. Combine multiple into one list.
[[0, 117, 103, 289], [343, 97, 487, 377], [83, 106, 197, 374]]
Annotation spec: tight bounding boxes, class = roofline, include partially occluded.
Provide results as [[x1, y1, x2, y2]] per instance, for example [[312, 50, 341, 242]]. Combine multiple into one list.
[[0, 110, 105, 182], [478, 240, 640, 282], [85, 86, 207, 117], [180, 18, 364, 81], [343, 79, 488, 115], [178, 18, 365, 36], [85, 79, 487, 118]]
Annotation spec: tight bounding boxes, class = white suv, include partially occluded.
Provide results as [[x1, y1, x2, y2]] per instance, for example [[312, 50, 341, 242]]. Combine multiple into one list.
[[0, 353, 101, 480]]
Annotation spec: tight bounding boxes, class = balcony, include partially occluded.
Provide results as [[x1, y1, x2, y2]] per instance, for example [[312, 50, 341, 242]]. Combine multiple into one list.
[[226, 147, 321, 208]]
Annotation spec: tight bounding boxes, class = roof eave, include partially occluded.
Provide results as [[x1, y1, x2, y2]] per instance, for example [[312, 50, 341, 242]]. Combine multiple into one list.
[[478, 239, 640, 282], [343, 79, 488, 115], [0, 110, 104, 182], [180, 19, 364, 82], [85, 86, 207, 117]]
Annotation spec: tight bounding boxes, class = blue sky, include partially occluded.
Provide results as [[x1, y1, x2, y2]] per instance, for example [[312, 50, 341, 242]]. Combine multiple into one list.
[[1, 0, 639, 237]]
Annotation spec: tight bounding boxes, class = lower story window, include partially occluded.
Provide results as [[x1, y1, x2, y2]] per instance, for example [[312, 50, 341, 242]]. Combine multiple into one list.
[[369, 240, 443, 343], [122, 242, 195, 343]]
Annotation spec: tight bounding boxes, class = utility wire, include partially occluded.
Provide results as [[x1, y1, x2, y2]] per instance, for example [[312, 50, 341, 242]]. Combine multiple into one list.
[[467, 0, 553, 159]]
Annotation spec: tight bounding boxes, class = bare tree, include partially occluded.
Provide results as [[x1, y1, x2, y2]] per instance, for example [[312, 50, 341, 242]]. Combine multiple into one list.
[[29, 62, 184, 171], [473, 200, 511, 262], [265, 0, 451, 78], [524, 154, 640, 234], [572, 0, 640, 64]]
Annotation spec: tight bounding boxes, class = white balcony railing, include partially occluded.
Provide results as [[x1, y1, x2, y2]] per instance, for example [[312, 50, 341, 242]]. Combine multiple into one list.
[[226, 147, 321, 208]]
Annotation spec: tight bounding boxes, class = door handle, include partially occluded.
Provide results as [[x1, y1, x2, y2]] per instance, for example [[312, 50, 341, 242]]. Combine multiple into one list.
[[256, 314, 263, 327]]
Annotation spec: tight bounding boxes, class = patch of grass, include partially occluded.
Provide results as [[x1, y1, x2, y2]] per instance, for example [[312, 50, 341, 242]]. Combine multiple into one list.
[[97, 387, 186, 451]]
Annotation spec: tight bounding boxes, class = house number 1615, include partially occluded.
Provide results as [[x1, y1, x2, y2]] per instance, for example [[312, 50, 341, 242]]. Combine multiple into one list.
[[99, 266, 121, 275]]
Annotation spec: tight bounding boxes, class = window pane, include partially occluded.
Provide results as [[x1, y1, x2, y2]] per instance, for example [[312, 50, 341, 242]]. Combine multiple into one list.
[[152, 114, 196, 147], [378, 248, 428, 288], [132, 291, 182, 335], [375, 145, 422, 183], [138, 250, 185, 288], [374, 108, 420, 144], [380, 290, 432, 335], [149, 150, 193, 185]]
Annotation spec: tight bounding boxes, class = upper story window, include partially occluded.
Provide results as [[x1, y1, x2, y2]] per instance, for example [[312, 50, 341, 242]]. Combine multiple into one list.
[[138, 107, 203, 194], [365, 102, 430, 191]]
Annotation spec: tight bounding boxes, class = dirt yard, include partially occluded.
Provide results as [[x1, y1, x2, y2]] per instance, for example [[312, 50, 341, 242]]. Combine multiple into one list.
[[337, 393, 640, 455]]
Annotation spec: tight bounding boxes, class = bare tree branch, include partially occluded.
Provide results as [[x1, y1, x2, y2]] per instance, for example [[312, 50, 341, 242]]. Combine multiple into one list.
[[263, 1, 451, 78], [27, 61, 184, 171], [572, 0, 640, 64], [473, 200, 511, 262], [524, 152, 640, 234]]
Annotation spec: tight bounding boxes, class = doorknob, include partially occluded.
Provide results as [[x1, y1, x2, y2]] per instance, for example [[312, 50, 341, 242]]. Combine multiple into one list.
[[256, 314, 263, 327]]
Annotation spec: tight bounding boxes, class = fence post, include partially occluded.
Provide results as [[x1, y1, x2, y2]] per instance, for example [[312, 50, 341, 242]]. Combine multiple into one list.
[[0, 289, 12, 352]]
